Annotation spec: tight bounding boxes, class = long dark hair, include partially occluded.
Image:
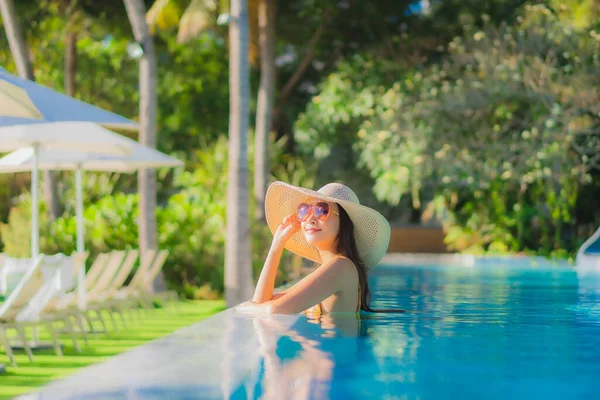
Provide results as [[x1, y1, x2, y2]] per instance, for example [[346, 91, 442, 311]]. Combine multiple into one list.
[[336, 204, 404, 313]]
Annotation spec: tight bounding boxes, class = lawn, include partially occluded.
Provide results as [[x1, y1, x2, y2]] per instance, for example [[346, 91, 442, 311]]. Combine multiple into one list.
[[0, 300, 226, 399]]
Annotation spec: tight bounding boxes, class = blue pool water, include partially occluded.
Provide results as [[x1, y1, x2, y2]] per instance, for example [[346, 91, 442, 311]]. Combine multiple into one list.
[[234, 261, 600, 399], [25, 258, 600, 400]]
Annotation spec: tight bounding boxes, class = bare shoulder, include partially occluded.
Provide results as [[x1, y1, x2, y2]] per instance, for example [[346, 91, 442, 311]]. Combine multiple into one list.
[[322, 256, 358, 282]]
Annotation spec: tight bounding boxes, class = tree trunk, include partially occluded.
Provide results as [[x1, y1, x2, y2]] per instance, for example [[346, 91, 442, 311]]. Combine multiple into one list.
[[253, 0, 275, 221], [0, 0, 33, 79], [123, 0, 165, 292], [225, 0, 254, 307], [65, 30, 77, 97], [0, 0, 61, 221], [41, 170, 60, 220]]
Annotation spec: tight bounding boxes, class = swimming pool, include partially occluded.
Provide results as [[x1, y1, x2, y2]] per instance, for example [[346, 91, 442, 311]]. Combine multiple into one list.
[[23, 255, 600, 399]]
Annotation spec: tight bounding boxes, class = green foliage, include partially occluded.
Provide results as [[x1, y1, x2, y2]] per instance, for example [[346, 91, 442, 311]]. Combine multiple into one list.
[[157, 136, 228, 291], [86, 193, 140, 252], [270, 136, 317, 189], [42, 193, 139, 258], [296, 4, 600, 257], [295, 55, 398, 159], [155, 33, 230, 153], [0, 176, 20, 251], [58, 172, 122, 217], [0, 196, 36, 258], [549, 0, 600, 30]]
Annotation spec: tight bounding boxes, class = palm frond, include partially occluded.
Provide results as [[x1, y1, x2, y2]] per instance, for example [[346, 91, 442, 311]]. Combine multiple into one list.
[[146, 0, 182, 34], [177, 0, 218, 43]]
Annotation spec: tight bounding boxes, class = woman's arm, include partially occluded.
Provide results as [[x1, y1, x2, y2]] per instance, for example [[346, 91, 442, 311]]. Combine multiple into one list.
[[252, 242, 284, 303], [271, 274, 310, 300], [252, 214, 300, 303], [239, 257, 353, 314]]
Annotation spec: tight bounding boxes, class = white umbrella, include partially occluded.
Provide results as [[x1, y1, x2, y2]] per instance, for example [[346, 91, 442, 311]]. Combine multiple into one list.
[[0, 138, 183, 307], [1, 67, 140, 261], [0, 122, 139, 260], [0, 67, 138, 130]]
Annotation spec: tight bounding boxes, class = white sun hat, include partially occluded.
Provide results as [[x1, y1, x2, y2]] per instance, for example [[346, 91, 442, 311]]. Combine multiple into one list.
[[265, 181, 391, 270]]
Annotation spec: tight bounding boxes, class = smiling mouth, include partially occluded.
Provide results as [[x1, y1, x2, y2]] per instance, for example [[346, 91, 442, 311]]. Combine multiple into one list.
[[305, 229, 321, 234]]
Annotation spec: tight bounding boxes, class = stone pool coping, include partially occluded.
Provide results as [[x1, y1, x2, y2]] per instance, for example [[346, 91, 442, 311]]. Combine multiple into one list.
[[18, 308, 301, 400]]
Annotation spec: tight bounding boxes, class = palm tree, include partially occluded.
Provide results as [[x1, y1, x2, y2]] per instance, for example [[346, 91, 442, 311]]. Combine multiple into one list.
[[0, 0, 61, 221], [123, 0, 166, 291], [62, 1, 83, 98], [225, 0, 254, 306], [147, 0, 264, 303], [146, 0, 273, 221], [146, 0, 257, 56], [0, 0, 33, 87], [253, 0, 275, 221]]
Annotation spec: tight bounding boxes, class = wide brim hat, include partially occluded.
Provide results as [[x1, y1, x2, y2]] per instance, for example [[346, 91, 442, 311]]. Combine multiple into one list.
[[265, 181, 391, 270]]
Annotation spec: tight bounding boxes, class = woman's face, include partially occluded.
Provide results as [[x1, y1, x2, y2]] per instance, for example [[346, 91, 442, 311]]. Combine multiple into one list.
[[300, 200, 340, 250]]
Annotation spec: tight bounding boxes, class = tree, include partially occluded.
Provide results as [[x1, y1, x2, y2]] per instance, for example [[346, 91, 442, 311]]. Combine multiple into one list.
[[253, 0, 275, 221], [0, 0, 33, 80], [145, 0, 258, 58], [297, 4, 600, 255], [145, 0, 274, 221], [225, 0, 253, 306], [123, 0, 165, 291], [61, 1, 83, 99], [0, 0, 61, 222]]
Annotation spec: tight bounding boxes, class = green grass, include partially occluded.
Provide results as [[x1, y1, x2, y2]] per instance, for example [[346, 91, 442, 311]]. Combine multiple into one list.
[[0, 300, 226, 399]]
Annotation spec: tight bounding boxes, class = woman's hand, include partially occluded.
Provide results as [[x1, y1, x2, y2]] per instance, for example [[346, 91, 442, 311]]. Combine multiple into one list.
[[236, 301, 270, 314], [273, 213, 300, 248]]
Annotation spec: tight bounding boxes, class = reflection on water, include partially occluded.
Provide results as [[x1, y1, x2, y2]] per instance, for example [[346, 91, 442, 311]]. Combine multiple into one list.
[[228, 263, 600, 399], [227, 313, 364, 400]]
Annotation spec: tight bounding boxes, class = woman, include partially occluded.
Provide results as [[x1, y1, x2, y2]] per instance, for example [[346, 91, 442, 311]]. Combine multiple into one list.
[[237, 181, 396, 315]]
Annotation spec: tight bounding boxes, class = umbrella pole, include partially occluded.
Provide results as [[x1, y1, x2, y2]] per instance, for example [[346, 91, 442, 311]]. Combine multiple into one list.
[[31, 144, 39, 259], [31, 144, 40, 346], [75, 165, 86, 309]]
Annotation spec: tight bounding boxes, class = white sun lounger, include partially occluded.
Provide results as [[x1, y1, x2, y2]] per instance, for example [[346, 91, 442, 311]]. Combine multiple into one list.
[[0, 254, 87, 367]]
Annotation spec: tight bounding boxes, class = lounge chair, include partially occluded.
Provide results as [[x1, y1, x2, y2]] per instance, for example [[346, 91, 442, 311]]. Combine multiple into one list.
[[103, 249, 157, 317], [0, 254, 86, 367], [49, 251, 126, 334], [42, 252, 106, 309], [110, 250, 176, 312], [0, 255, 43, 367], [85, 249, 140, 328], [40, 252, 91, 342], [0, 256, 33, 297], [142, 250, 179, 307]]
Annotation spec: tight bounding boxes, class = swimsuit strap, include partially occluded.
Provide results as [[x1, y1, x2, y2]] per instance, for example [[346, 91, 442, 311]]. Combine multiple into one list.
[[305, 302, 323, 316]]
